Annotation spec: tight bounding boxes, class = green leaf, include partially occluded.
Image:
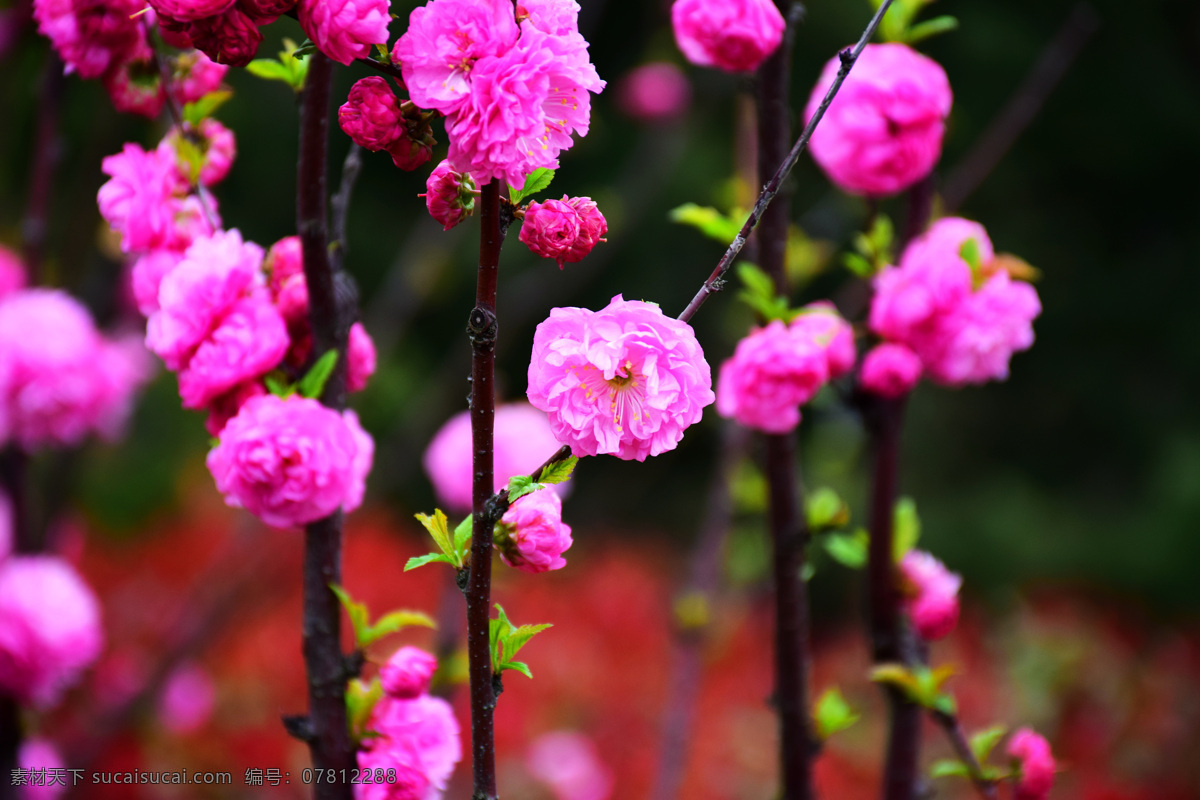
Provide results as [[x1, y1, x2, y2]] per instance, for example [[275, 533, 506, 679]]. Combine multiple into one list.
[[735, 262, 791, 322], [930, 759, 972, 779], [959, 237, 983, 273], [814, 687, 861, 740], [329, 583, 370, 646], [404, 553, 454, 571], [173, 136, 204, 185], [806, 487, 849, 531], [538, 455, 577, 485], [668, 203, 747, 243], [182, 90, 232, 126], [246, 59, 294, 84], [893, 497, 921, 561], [361, 610, 436, 647], [291, 38, 317, 59], [453, 517, 472, 560], [504, 622, 553, 661], [730, 460, 767, 514], [504, 660, 533, 679], [506, 474, 543, 504], [842, 252, 875, 278], [824, 529, 869, 569], [509, 168, 555, 205], [414, 509, 456, 564], [905, 15, 959, 44], [298, 349, 338, 400], [264, 372, 293, 398], [969, 725, 1008, 765], [490, 604, 551, 679], [346, 677, 384, 743]]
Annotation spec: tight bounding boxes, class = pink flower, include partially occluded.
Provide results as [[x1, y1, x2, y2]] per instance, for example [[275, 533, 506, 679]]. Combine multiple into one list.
[[386, 121, 435, 172], [860, 342, 922, 398], [562, 196, 606, 264], [527, 731, 613, 800], [131, 250, 185, 316], [176, 296, 289, 409], [347, 322, 377, 394], [790, 301, 856, 379], [358, 693, 461, 798], [519, 197, 580, 267], [103, 47, 166, 118], [901, 217, 994, 272], [394, 0, 519, 116], [671, 0, 784, 73], [497, 488, 572, 573], [339, 77, 404, 151], [379, 646, 438, 700], [0, 246, 27, 300], [715, 319, 829, 434], [898, 550, 961, 641], [203, 380, 265, 437], [1007, 728, 1056, 800], [527, 296, 714, 461], [165, 118, 237, 187], [421, 160, 477, 231], [424, 402, 567, 513], [298, 0, 390, 66], [98, 142, 201, 254], [157, 662, 216, 734], [615, 62, 690, 122], [148, 0, 234, 23], [265, 235, 304, 296], [32, 0, 146, 79], [206, 394, 373, 529], [804, 43, 952, 197], [237, 0, 295, 23], [18, 739, 67, 800], [185, 6, 263, 68], [517, 0, 580, 35], [0, 555, 103, 708], [170, 50, 228, 104], [91, 332, 154, 442]]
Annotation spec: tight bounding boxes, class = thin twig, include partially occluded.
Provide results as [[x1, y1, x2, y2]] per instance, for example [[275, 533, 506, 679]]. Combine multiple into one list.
[[330, 143, 364, 269], [931, 711, 1000, 800]]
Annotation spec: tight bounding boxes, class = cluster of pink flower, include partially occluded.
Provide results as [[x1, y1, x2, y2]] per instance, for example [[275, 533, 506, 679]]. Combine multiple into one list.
[[715, 302, 855, 434], [671, 0, 784, 73], [897, 549, 961, 641], [864, 217, 1042, 393], [33, 0, 228, 116], [355, 646, 461, 800], [0, 247, 148, 451]]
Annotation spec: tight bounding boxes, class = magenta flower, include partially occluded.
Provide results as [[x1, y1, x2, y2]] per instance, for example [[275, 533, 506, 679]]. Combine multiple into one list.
[[898, 550, 961, 641], [527, 296, 714, 461], [185, 6, 263, 67], [422, 160, 477, 231], [496, 488, 573, 573], [18, 738, 67, 800], [671, 0, 784, 73], [157, 663, 216, 734], [860, 342, 922, 399], [32, 0, 146, 79], [1007, 728, 1056, 800], [0, 555, 103, 708], [203, 381, 264, 437], [265, 235, 303, 296], [519, 197, 580, 267], [237, 0, 295, 22], [0, 246, 27, 300], [358, 693, 461, 799], [298, 0, 390, 66], [170, 50, 228, 104], [339, 77, 404, 152], [131, 250, 184, 316], [103, 49, 166, 118], [616, 62, 690, 122], [148, 0, 234, 23], [0, 493, 11, 563], [347, 322, 377, 394], [98, 142, 204, 254], [562, 196, 607, 264], [206, 394, 374, 529], [164, 118, 237, 187], [176, 296, 289, 409], [715, 319, 830, 434], [805, 43, 952, 197], [790, 301, 856, 379], [517, 0, 581, 36], [526, 731, 614, 800], [379, 646, 438, 700]]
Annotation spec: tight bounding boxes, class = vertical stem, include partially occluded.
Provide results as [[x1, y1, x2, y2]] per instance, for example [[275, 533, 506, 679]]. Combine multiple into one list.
[[757, 6, 815, 798], [864, 397, 920, 800], [295, 51, 354, 800], [21, 51, 64, 283], [466, 179, 503, 800], [1, 697, 18, 800]]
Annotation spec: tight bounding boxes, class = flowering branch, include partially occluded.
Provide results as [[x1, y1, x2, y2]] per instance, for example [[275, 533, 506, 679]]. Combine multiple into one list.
[[931, 711, 1000, 800], [677, 0, 896, 324]]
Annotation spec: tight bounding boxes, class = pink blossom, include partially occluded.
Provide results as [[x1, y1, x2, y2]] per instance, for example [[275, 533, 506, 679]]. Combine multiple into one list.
[[715, 319, 829, 434], [32, 0, 146, 79], [615, 62, 690, 122], [860, 343, 922, 398], [424, 402, 567, 513], [342, 409, 374, 512], [148, 0, 234, 23], [516, 0, 580, 36], [186, 6, 263, 67], [379, 646, 437, 700], [298, 0, 390, 66], [497, 488, 572, 573], [176, 296, 289, 409], [0, 246, 27, 300], [0, 555, 103, 708], [18, 739, 67, 800], [790, 301, 856, 379], [91, 332, 154, 441], [562, 196, 606, 264], [898, 550, 961, 641], [1007, 728, 1056, 800], [359, 693, 461, 798], [805, 43, 951, 197], [527, 296, 714, 461], [237, 0, 295, 23], [98, 142, 200, 254], [901, 217, 994, 272], [103, 49, 166, 118], [157, 662, 216, 734], [527, 731, 613, 800], [203, 380, 264, 437], [206, 394, 373, 529], [925, 272, 1040, 387], [421, 160, 477, 231], [145, 229, 264, 371], [394, 0, 519, 115], [165, 118, 237, 187], [386, 124, 435, 172], [339, 77, 404, 151], [265, 235, 304, 296], [347, 322, 377, 393], [131, 250, 184, 316], [170, 50, 228, 104], [519, 198, 580, 267], [671, 0, 784, 73]]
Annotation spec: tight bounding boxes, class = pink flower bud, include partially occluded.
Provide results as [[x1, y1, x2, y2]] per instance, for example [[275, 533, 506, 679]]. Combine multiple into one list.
[[265, 235, 304, 295], [379, 646, 437, 699], [103, 48, 166, 118], [519, 197, 579, 268], [387, 106, 436, 171], [346, 322, 376, 394], [898, 550, 961, 641], [671, 0, 784, 73], [338, 77, 403, 152], [497, 489, 573, 574], [186, 6, 263, 68], [148, 0, 235, 24], [298, 0, 390, 66], [170, 50, 228, 103], [716, 319, 830, 434], [860, 343, 922, 398], [237, 0, 296, 23], [1007, 728, 1056, 800], [616, 62, 690, 122], [421, 160, 476, 231], [561, 196, 607, 264]]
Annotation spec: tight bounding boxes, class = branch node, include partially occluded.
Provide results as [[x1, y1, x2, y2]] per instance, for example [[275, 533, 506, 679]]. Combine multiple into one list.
[[466, 306, 498, 347], [282, 714, 316, 743], [343, 650, 366, 680]]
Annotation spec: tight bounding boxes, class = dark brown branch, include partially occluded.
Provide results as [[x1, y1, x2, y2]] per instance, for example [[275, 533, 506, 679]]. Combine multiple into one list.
[[931, 711, 1000, 800], [676, 0, 896, 323]]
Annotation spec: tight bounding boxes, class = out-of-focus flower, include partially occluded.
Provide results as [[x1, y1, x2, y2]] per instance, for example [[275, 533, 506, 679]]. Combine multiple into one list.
[[379, 646, 437, 700], [526, 731, 613, 800], [184, 6, 263, 68], [157, 662, 216, 734], [346, 322, 377, 394], [496, 488, 572, 573], [356, 693, 461, 799], [170, 50, 228, 104], [671, 0, 784, 73], [615, 62, 690, 122], [790, 301, 856, 379], [1007, 728, 1056, 800], [860, 342, 922, 399], [164, 118, 237, 187], [715, 319, 829, 434], [33, 0, 146, 79], [18, 738, 67, 799], [0, 246, 26, 300], [898, 550, 961, 641], [147, 0, 235, 23]]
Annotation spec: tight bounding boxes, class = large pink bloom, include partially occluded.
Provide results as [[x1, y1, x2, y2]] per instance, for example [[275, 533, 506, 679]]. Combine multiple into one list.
[[98, 142, 216, 254], [497, 488, 572, 573], [298, 0, 391, 66], [206, 394, 373, 529], [1007, 728, 1056, 800], [33, 0, 146, 79], [176, 296, 289, 409], [898, 550, 961, 641], [527, 296, 714, 462], [805, 43, 951, 197], [671, 0, 784, 73], [0, 555, 103, 708], [356, 693, 461, 800], [715, 319, 829, 435], [790, 300, 856, 379]]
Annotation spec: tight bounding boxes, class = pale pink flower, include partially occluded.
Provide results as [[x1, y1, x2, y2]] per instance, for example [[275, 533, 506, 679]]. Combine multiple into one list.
[[715, 319, 829, 434], [157, 662, 216, 734], [0, 246, 27, 300], [805, 43, 952, 197], [176, 296, 289, 409], [32, 0, 146, 79], [860, 342, 922, 398], [207, 394, 373, 529], [185, 6, 263, 68], [527, 296, 714, 461], [1007, 728, 1056, 800], [347, 322, 377, 394], [131, 250, 184, 316], [0, 555, 103, 708], [898, 550, 961, 641], [148, 0, 234, 23], [790, 301, 856, 379], [424, 402, 567, 513], [170, 50, 228, 104], [339, 77, 404, 151], [421, 160, 477, 231], [379, 646, 437, 700], [298, 0, 390, 66], [394, 0, 519, 115], [359, 693, 461, 797], [98, 142, 197, 254], [203, 380, 264, 437], [497, 488, 572, 573], [671, 0, 784, 73], [527, 731, 613, 800], [18, 738, 67, 800], [615, 62, 690, 122]]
